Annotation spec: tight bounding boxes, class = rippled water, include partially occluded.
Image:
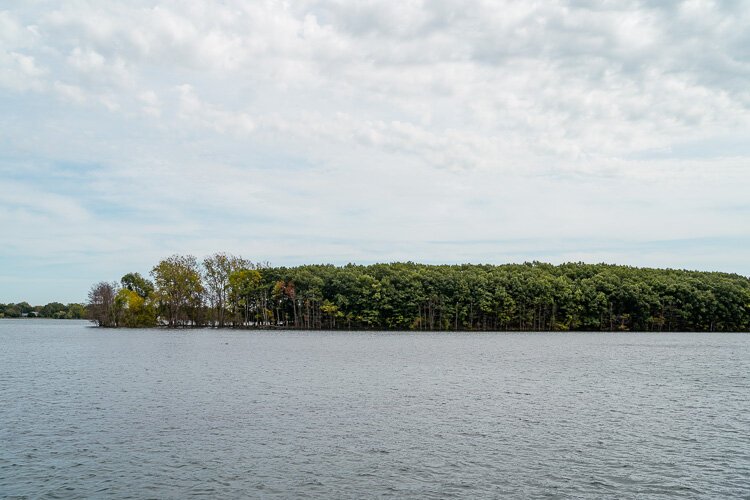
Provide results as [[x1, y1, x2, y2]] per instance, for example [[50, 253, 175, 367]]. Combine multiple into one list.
[[1, 319, 749, 498]]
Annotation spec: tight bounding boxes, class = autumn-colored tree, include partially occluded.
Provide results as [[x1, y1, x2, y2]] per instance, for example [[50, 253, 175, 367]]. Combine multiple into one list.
[[115, 288, 158, 327]]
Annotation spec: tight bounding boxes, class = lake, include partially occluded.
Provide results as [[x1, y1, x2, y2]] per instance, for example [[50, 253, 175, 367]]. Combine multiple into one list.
[[1, 319, 748, 498]]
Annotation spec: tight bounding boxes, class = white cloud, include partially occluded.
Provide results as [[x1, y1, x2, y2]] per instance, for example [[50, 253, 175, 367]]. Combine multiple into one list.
[[53, 81, 86, 103], [10, 0, 748, 162], [0, 49, 46, 91], [1, 0, 749, 302]]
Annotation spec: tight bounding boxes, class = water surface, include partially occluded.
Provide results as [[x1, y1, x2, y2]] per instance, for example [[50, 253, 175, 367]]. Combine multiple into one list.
[[1, 319, 749, 498]]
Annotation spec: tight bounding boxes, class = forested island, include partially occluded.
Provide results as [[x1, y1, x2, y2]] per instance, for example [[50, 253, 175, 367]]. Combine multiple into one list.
[[81, 255, 750, 331]]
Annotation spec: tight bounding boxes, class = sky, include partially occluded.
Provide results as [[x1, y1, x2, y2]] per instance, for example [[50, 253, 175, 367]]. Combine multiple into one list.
[[1, 0, 749, 304]]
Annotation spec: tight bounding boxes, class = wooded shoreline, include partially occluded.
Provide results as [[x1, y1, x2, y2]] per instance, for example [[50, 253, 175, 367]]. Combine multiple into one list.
[[84, 256, 750, 332], [0, 302, 85, 319]]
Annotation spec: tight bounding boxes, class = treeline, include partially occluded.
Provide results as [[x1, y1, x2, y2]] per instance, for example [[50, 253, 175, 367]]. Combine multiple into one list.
[[86, 255, 750, 331], [0, 302, 86, 319]]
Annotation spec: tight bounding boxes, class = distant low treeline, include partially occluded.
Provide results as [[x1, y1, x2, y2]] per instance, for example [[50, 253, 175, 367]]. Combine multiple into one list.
[[0, 302, 85, 319], [85, 255, 750, 331]]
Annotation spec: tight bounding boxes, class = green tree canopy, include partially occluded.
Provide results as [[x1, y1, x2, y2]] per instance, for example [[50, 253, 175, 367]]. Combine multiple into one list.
[[121, 272, 155, 299]]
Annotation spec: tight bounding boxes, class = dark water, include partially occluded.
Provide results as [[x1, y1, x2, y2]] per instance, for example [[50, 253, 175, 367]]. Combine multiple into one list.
[[1, 320, 749, 498]]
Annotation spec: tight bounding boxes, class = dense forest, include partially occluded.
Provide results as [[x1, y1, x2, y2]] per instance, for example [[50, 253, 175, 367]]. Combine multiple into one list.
[[85, 255, 750, 331], [0, 302, 85, 319]]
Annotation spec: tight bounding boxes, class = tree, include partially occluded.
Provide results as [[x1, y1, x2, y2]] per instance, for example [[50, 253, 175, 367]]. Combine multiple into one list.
[[3, 306, 21, 318], [228, 268, 262, 326], [65, 303, 86, 319], [121, 272, 155, 299], [203, 253, 249, 327], [151, 255, 204, 327], [115, 288, 158, 327], [87, 281, 119, 327], [41, 302, 66, 318], [15, 302, 33, 315]]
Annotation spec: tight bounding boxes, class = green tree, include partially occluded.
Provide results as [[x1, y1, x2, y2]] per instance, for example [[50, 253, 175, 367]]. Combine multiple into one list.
[[41, 302, 66, 318], [228, 268, 262, 326], [121, 272, 155, 299], [65, 303, 86, 319], [151, 255, 204, 327], [203, 253, 249, 327]]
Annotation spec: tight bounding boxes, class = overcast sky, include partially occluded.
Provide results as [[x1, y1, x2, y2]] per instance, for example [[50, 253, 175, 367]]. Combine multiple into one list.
[[2, 0, 749, 303]]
